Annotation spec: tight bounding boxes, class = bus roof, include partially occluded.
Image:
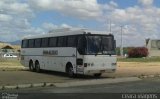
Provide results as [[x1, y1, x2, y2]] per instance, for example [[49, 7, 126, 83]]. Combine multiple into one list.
[[23, 28, 112, 39]]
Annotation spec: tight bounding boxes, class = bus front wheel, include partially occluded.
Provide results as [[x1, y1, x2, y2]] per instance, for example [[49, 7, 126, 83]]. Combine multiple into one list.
[[66, 65, 75, 77], [35, 61, 41, 73]]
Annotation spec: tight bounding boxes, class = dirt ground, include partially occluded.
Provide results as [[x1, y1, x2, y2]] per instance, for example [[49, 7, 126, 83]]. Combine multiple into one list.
[[103, 62, 160, 77], [0, 62, 160, 85]]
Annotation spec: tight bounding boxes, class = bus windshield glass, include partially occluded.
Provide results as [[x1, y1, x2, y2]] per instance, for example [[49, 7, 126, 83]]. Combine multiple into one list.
[[86, 35, 115, 55]]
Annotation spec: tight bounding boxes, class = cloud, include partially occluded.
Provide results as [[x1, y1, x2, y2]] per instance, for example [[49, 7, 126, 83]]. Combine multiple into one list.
[[0, 14, 12, 21], [42, 23, 72, 30], [138, 0, 154, 6], [42, 23, 58, 30], [103, 1, 118, 11], [42, 22, 75, 33], [28, 0, 102, 20], [0, 0, 159, 47], [0, 0, 37, 42], [101, 0, 160, 46], [61, 23, 72, 28]]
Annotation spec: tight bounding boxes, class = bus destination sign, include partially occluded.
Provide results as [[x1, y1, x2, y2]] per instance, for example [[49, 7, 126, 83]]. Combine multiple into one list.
[[43, 50, 58, 55]]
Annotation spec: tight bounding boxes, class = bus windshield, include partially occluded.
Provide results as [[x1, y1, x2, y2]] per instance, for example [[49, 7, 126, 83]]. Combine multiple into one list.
[[86, 35, 116, 55]]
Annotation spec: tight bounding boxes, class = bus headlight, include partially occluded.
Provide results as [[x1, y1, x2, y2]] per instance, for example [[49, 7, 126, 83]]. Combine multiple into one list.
[[77, 58, 83, 65], [84, 63, 87, 67]]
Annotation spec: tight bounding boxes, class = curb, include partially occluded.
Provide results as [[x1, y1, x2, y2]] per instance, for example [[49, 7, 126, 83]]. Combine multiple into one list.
[[17, 84, 32, 88], [4, 85, 18, 89], [0, 82, 56, 90], [139, 74, 159, 78], [0, 68, 28, 71], [32, 83, 45, 87], [0, 86, 3, 90], [0, 75, 159, 90], [54, 77, 141, 87], [45, 83, 55, 87]]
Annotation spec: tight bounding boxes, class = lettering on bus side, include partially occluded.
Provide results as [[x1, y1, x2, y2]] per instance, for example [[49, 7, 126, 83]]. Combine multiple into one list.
[[43, 50, 58, 55]]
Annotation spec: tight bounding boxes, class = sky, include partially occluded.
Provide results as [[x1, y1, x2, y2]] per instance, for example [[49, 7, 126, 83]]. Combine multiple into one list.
[[0, 0, 160, 47]]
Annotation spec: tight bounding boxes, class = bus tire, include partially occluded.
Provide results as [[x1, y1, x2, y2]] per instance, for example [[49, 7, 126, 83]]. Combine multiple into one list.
[[35, 61, 41, 73], [66, 64, 75, 77], [29, 60, 34, 72], [94, 73, 102, 77]]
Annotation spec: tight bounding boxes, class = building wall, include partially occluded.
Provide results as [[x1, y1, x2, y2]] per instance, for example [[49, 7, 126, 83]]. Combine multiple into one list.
[[146, 39, 160, 57]]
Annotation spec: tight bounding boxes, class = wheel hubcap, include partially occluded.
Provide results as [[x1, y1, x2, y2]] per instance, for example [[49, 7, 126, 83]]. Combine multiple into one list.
[[69, 67, 73, 76], [36, 64, 40, 72], [30, 64, 33, 70]]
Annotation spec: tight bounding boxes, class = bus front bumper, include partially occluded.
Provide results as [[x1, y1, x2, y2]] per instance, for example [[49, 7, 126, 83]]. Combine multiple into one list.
[[83, 68, 116, 75]]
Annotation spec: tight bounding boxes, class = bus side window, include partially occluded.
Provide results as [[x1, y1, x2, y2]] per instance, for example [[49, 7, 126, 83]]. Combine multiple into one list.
[[41, 38, 48, 47], [77, 36, 86, 54], [49, 37, 57, 47], [28, 39, 34, 48], [58, 37, 67, 47], [34, 38, 41, 48], [67, 36, 77, 47]]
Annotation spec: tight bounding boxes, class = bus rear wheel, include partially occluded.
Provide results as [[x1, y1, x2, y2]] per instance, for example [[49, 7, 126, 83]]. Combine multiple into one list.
[[29, 61, 34, 72], [35, 61, 41, 73]]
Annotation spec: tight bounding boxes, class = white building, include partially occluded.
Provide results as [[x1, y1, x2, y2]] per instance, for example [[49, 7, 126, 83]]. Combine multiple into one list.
[[146, 39, 160, 57]]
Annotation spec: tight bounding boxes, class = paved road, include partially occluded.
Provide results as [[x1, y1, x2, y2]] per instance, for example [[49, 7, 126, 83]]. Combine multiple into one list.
[[1, 78, 160, 99], [7, 78, 160, 93], [0, 71, 99, 85]]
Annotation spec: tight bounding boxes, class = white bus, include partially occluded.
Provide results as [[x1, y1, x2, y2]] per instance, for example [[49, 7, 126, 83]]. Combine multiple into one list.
[[21, 28, 117, 77]]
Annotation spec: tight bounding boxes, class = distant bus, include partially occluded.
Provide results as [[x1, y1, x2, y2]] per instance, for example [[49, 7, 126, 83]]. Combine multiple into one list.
[[21, 28, 117, 77]]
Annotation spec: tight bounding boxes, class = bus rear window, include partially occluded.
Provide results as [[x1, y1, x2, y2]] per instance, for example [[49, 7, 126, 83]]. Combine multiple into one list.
[[22, 40, 28, 48]]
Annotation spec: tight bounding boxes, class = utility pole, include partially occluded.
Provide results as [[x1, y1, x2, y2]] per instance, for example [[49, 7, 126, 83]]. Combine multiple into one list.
[[109, 20, 112, 34], [120, 26, 123, 57]]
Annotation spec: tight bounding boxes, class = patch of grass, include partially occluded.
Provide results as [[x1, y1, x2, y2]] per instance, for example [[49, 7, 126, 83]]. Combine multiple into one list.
[[117, 57, 160, 62], [0, 58, 22, 66]]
